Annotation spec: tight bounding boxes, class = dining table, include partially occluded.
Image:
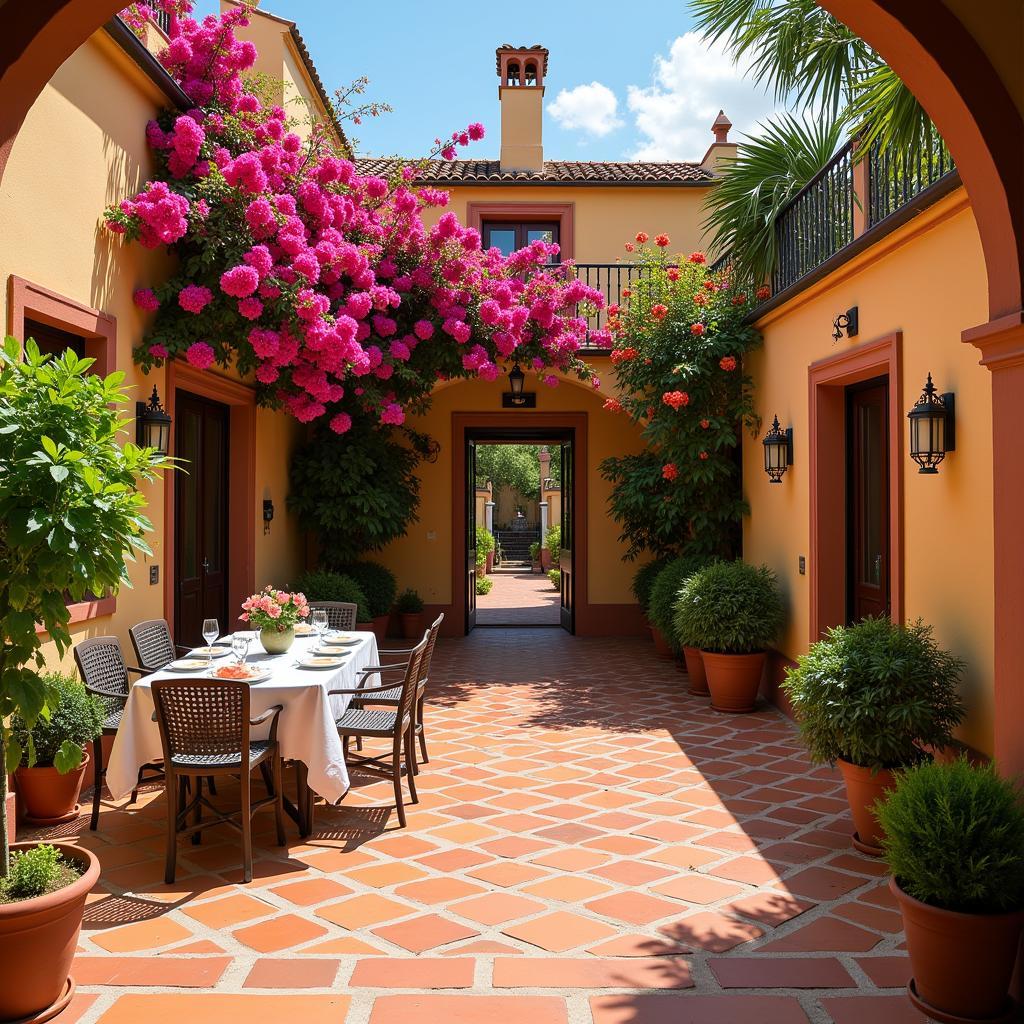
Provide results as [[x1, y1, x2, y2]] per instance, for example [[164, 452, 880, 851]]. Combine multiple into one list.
[[105, 628, 381, 835]]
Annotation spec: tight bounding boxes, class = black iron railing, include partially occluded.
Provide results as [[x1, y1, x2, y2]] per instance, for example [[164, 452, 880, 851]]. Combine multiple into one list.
[[153, 9, 172, 34], [572, 263, 659, 345], [867, 134, 955, 227]]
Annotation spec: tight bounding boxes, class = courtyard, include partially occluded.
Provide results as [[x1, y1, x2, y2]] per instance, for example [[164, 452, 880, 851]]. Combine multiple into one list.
[[44, 631, 914, 1024]]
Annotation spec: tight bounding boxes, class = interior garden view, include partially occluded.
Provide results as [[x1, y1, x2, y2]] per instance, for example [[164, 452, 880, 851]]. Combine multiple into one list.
[[1, 1, 1024, 1022]]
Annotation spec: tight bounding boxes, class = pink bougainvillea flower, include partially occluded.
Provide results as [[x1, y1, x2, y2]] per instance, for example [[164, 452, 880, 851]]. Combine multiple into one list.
[[178, 284, 213, 313], [133, 288, 159, 311], [185, 341, 215, 369]]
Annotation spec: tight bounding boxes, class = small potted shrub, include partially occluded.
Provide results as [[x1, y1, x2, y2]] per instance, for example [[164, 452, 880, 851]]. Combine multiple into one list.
[[877, 758, 1024, 1021], [12, 674, 105, 825], [783, 617, 964, 853], [529, 541, 542, 572], [475, 528, 495, 577], [674, 560, 784, 712], [632, 559, 670, 638], [547, 568, 561, 590], [338, 561, 397, 642], [544, 524, 561, 572], [395, 588, 425, 639], [649, 554, 712, 668], [476, 575, 493, 596]]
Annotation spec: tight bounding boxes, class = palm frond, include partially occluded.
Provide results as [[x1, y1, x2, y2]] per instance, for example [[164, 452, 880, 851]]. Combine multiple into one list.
[[701, 113, 845, 285]]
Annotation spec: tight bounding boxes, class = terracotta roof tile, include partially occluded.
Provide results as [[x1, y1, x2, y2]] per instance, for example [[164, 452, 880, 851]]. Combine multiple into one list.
[[353, 159, 715, 187]]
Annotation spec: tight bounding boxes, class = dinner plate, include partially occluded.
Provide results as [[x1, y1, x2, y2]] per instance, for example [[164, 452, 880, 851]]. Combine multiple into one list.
[[320, 637, 360, 648], [191, 645, 232, 658], [293, 623, 316, 636], [314, 645, 351, 657], [299, 656, 346, 670], [166, 658, 210, 672], [209, 665, 272, 684]]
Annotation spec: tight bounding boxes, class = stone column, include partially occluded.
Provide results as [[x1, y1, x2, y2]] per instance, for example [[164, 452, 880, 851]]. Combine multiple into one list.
[[539, 500, 549, 569]]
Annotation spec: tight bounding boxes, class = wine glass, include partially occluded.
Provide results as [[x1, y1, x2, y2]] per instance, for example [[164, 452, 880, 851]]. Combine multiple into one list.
[[311, 609, 328, 649], [202, 618, 219, 668], [232, 634, 250, 668]]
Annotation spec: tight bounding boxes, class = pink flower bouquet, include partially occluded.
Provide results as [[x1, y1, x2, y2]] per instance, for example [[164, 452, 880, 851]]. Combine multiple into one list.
[[240, 586, 309, 633]]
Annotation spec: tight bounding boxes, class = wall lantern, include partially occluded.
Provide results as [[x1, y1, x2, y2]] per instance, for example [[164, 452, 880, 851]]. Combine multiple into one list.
[[832, 306, 859, 342], [908, 372, 955, 474], [502, 362, 536, 408], [136, 385, 171, 455], [762, 415, 794, 483], [263, 498, 275, 535]]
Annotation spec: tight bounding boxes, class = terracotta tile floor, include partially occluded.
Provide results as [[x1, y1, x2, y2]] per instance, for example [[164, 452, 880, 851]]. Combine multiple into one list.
[[475, 571, 560, 625], [30, 629, 925, 1023]]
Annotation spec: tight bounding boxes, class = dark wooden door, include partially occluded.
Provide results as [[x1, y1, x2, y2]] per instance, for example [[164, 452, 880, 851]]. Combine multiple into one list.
[[466, 438, 478, 633], [559, 438, 575, 633], [847, 379, 890, 623], [174, 391, 229, 646]]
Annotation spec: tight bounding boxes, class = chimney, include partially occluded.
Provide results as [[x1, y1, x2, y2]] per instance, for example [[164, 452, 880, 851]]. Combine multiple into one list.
[[496, 44, 548, 173], [700, 110, 738, 174]]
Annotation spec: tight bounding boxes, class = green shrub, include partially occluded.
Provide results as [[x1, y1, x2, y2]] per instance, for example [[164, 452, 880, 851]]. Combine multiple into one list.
[[295, 570, 370, 623], [648, 554, 714, 642], [11, 673, 104, 772], [0, 844, 74, 902], [877, 758, 1024, 913], [395, 588, 424, 613], [782, 617, 965, 769], [529, 541, 541, 562], [475, 575, 493, 596], [672, 560, 784, 654], [335, 561, 397, 618], [547, 568, 561, 590], [632, 558, 672, 613], [545, 524, 561, 563], [475, 526, 495, 571]]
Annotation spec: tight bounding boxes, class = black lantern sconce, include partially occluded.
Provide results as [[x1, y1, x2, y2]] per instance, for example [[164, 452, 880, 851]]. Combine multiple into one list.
[[832, 306, 859, 342], [908, 373, 955, 474], [136, 385, 171, 455], [762, 415, 794, 483], [263, 498, 275, 535], [502, 362, 536, 408]]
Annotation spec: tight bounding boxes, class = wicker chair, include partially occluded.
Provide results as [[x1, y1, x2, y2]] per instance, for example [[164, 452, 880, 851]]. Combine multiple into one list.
[[152, 679, 285, 883], [74, 635, 163, 830], [129, 618, 190, 673], [352, 612, 443, 771], [308, 601, 358, 631], [328, 633, 429, 828]]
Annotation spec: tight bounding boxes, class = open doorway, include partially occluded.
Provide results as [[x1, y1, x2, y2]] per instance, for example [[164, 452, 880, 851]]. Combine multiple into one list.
[[463, 427, 575, 633]]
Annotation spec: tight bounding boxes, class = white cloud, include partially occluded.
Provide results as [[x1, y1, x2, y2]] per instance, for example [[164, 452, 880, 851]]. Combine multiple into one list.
[[627, 32, 782, 161], [548, 82, 624, 139]]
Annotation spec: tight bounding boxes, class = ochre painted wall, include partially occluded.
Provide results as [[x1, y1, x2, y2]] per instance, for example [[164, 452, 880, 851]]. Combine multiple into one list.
[[0, 30, 305, 673], [744, 190, 994, 755], [371, 372, 645, 612]]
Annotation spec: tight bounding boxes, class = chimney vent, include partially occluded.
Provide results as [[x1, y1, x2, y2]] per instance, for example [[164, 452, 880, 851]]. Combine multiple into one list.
[[495, 44, 548, 173]]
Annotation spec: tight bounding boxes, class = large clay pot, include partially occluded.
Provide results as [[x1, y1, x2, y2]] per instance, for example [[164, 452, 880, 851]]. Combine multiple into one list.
[[891, 877, 1024, 1022], [15, 752, 90, 826], [837, 759, 895, 855], [260, 626, 294, 655], [400, 611, 424, 640], [683, 646, 709, 696], [703, 651, 766, 713], [371, 615, 389, 646], [651, 627, 674, 660], [0, 841, 100, 1022]]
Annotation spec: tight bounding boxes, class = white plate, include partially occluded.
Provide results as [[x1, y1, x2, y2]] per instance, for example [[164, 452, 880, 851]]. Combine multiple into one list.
[[209, 666, 273, 684], [321, 637, 360, 648], [166, 658, 210, 672], [191, 645, 232, 658], [293, 624, 316, 636], [299, 656, 345, 670], [314, 645, 351, 657]]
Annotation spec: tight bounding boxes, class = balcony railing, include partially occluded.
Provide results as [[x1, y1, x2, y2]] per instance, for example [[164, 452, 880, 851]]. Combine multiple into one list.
[[572, 263, 660, 346], [867, 137, 956, 227], [153, 9, 172, 34]]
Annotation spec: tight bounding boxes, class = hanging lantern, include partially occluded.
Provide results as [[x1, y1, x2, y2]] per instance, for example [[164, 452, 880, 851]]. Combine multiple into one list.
[[136, 385, 172, 455], [762, 415, 793, 483], [908, 373, 955, 474], [508, 362, 525, 403]]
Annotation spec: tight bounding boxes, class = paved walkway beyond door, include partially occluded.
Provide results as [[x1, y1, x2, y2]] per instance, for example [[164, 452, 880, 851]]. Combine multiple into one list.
[[42, 630, 920, 1024], [476, 570, 560, 626]]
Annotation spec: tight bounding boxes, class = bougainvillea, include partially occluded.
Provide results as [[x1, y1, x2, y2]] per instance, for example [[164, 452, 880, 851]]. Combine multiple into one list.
[[599, 239, 761, 560], [107, 2, 603, 433]]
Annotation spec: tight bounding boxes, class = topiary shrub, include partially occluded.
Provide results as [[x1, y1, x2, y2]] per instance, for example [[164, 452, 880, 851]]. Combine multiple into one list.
[[295, 570, 370, 623], [672, 560, 784, 654], [648, 554, 714, 645], [548, 568, 561, 590], [335, 562, 397, 618], [545, 523, 561, 564], [395, 588, 424, 613], [877, 758, 1024, 913], [475, 575, 493, 596], [11, 673, 104, 772], [632, 558, 672, 613], [782, 617, 965, 770]]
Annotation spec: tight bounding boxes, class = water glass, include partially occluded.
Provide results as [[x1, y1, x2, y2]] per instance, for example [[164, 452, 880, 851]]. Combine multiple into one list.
[[312, 609, 328, 644], [202, 617, 219, 666], [232, 634, 251, 667]]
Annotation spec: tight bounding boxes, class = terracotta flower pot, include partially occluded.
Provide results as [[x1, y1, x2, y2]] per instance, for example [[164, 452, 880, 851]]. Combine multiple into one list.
[[371, 615, 390, 645], [703, 651, 766, 713], [15, 752, 90, 826], [891, 877, 1024, 1022], [400, 611, 424, 640], [259, 626, 294, 655], [683, 646, 709, 696], [837, 759, 895, 854], [651, 627, 674, 660], [0, 841, 100, 1022]]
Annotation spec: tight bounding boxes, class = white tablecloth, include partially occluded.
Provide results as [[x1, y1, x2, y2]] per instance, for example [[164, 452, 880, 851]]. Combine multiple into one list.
[[106, 631, 380, 804]]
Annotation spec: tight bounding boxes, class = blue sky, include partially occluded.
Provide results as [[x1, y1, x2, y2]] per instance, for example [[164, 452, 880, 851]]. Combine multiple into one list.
[[194, 1, 780, 161]]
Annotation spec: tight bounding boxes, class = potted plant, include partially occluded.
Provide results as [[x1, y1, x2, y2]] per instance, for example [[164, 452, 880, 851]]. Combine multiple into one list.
[[12, 674, 104, 826], [295, 569, 371, 625], [547, 568, 561, 590], [395, 588, 425, 639], [0, 339, 166, 1020], [338, 562, 397, 643], [544, 524, 561, 573], [674, 560, 784, 712], [241, 586, 310, 654], [632, 559, 670, 640], [476, 575, 493, 596], [529, 541, 542, 572], [474, 529, 495, 579], [783, 617, 965, 853], [649, 555, 711, 666], [877, 758, 1024, 1022]]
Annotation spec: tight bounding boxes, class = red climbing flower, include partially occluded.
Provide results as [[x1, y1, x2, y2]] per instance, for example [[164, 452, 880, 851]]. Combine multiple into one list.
[[662, 390, 690, 410], [662, 462, 679, 481], [655, 234, 670, 248], [690, 323, 705, 336], [719, 355, 737, 371], [651, 303, 669, 322]]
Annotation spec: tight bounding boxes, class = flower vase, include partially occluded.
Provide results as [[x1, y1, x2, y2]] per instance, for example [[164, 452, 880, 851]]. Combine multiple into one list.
[[260, 626, 295, 655]]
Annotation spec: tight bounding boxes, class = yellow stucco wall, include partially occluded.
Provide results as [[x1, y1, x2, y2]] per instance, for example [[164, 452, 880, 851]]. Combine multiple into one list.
[[0, 30, 305, 673], [372, 372, 645, 609], [743, 190, 995, 754]]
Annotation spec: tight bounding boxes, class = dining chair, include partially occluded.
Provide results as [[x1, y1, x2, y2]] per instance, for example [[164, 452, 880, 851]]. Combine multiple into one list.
[[151, 679, 285, 883], [74, 635, 163, 830], [308, 601, 358, 631], [328, 633, 429, 828], [351, 612, 443, 771], [129, 618, 190, 673]]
